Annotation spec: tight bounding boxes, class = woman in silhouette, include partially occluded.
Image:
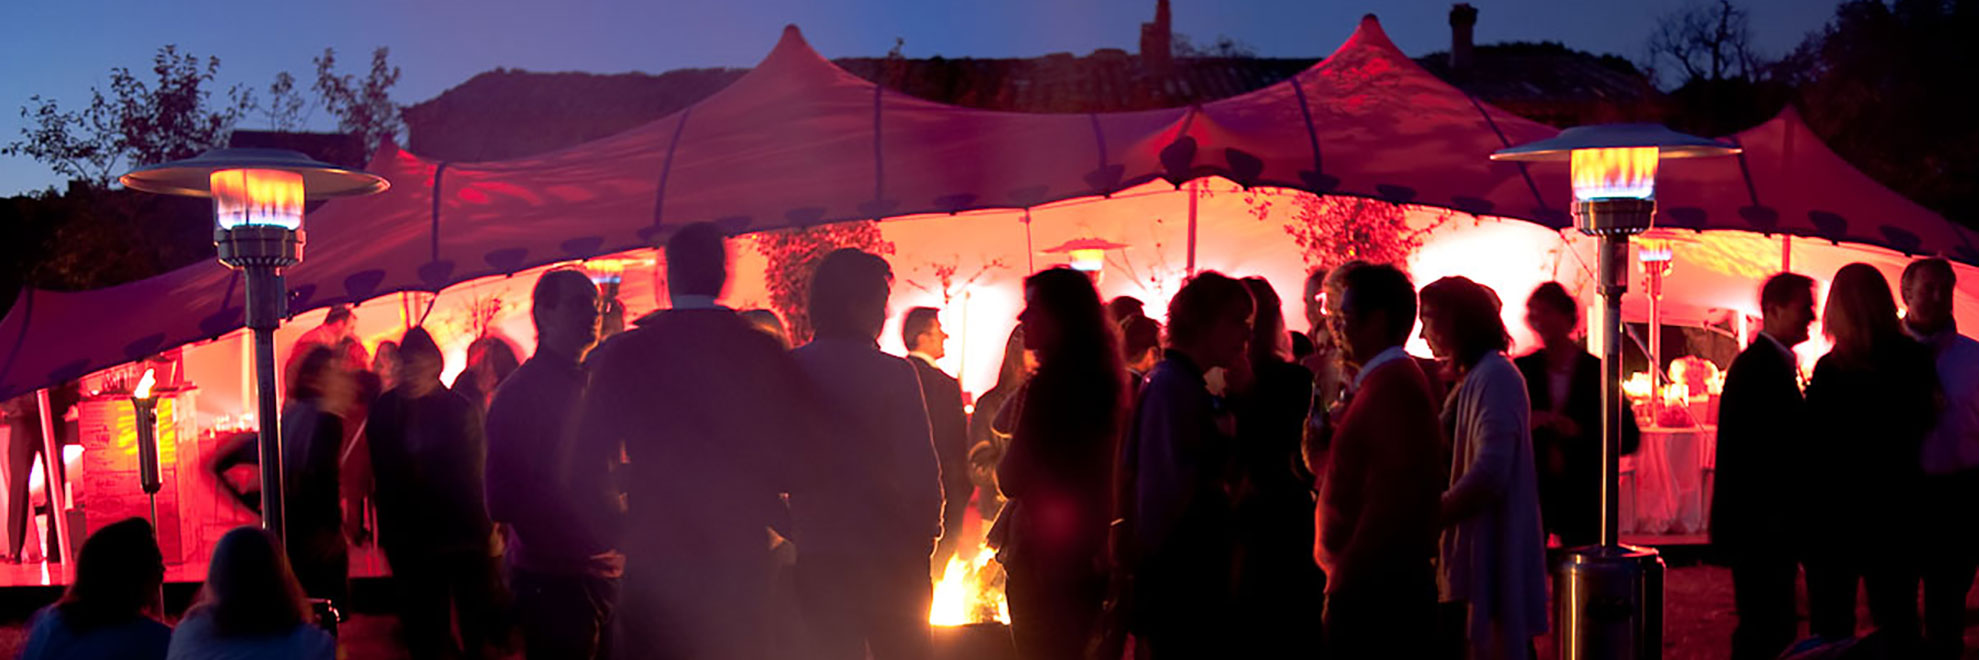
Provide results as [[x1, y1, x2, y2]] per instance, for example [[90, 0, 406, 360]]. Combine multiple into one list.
[[997, 269, 1128, 660]]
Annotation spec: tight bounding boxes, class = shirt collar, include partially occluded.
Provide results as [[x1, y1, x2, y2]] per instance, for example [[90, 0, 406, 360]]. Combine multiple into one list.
[[1352, 345, 1411, 391], [908, 351, 939, 367], [1757, 332, 1796, 362], [670, 294, 725, 310]]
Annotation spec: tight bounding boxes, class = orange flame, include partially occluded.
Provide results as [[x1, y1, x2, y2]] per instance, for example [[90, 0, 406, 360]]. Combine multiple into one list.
[[1570, 147, 1658, 201], [211, 169, 305, 230], [929, 541, 1009, 626], [133, 368, 156, 400]]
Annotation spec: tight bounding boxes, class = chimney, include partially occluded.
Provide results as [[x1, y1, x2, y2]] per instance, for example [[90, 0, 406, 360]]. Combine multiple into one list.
[[1449, 3, 1477, 80], [1140, 0, 1173, 75]]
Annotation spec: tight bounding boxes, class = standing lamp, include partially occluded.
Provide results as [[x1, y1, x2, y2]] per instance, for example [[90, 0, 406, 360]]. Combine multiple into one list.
[[121, 149, 388, 541], [128, 369, 161, 525], [1493, 125, 1737, 660], [1638, 238, 1675, 417]]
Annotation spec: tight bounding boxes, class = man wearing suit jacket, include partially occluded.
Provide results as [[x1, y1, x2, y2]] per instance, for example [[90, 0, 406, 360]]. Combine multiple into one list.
[[905, 307, 974, 573], [1710, 272, 1816, 660], [1308, 262, 1444, 658]]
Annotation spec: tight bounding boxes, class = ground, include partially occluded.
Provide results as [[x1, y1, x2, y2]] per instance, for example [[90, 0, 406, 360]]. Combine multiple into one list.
[[0, 561, 1968, 658]]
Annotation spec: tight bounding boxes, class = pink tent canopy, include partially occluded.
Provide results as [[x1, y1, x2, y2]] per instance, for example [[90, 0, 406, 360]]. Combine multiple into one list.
[[0, 16, 1969, 400]]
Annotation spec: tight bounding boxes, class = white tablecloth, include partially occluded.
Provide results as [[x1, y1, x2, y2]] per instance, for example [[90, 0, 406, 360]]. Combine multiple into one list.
[[1624, 425, 1717, 536]]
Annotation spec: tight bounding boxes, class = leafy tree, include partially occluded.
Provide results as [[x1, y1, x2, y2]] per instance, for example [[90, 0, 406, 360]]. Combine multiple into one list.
[[260, 71, 310, 131], [1775, 0, 1976, 227], [754, 221, 896, 344], [313, 47, 404, 153], [3, 45, 252, 188]]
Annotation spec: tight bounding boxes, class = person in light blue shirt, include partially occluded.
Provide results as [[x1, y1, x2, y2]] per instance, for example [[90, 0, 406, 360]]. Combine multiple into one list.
[[21, 517, 171, 660]]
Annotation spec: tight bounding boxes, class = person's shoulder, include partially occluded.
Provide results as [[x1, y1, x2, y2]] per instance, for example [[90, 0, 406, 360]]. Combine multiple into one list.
[[284, 622, 336, 658]]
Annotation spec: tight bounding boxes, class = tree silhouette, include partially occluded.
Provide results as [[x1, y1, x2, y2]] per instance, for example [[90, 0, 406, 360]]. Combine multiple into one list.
[[3, 45, 252, 188]]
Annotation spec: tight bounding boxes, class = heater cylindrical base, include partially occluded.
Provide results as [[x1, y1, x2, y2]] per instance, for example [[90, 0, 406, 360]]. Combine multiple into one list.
[[216, 226, 302, 270], [1573, 198, 1655, 237], [1557, 544, 1664, 660]]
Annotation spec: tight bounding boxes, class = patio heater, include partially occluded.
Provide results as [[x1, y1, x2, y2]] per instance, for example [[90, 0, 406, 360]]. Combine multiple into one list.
[[1041, 238, 1130, 283], [121, 149, 388, 541], [1493, 125, 1736, 660], [129, 368, 162, 525]]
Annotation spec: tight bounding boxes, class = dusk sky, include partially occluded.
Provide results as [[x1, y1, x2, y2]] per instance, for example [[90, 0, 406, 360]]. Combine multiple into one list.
[[1, 0, 1836, 196]]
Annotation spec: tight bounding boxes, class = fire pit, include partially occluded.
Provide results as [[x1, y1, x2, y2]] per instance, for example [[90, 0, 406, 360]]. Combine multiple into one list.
[[929, 542, 1014, 660]]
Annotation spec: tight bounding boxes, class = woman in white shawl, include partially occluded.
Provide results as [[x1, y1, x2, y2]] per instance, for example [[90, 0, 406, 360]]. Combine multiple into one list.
[[1419, 276, 1548, 660]]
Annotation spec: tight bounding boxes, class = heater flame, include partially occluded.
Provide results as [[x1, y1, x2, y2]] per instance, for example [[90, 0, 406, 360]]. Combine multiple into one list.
[[211, 169, 305, 230], [1068, 248, 1107, 273], [133, 368, 156, 400], [929, 544, 1009, 626], [1570, 147, 1659, 201]]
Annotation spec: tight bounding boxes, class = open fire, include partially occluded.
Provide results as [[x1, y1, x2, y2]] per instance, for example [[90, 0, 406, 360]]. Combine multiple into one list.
[[929, 541, 1009, 626]]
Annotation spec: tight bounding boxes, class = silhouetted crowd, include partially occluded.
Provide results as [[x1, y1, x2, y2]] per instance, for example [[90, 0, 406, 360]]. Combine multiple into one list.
[[14, 220, 1974, 660]]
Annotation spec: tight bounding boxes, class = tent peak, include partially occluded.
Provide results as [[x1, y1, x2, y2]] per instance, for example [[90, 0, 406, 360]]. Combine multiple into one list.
[[1342, 14, 1402, 57]]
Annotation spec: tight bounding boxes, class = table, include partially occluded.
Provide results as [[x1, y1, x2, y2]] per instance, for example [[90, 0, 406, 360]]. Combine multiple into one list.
[[1624, 425, 1716, 536]]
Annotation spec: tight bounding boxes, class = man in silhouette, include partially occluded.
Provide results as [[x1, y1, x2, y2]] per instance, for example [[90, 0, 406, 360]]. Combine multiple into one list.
[[905, 307, 972, 574], [575, 222, 813, 659], [1710, 272, 1815, 660], [792, 251, 941, 660], [486, 269, 618, 659], [367, 327, 501, 658], [1308, 261, 1443, 658], [1900, 257, 1977, 660]]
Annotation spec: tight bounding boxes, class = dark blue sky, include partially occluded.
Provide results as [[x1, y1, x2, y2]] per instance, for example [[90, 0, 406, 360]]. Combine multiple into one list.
[[1, 0, 1836, 196]]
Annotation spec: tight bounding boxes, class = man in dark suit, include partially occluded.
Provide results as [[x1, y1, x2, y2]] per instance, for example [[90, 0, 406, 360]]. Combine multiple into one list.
[[904, 307, 972, 573], [1710, 272, 1816, 660]]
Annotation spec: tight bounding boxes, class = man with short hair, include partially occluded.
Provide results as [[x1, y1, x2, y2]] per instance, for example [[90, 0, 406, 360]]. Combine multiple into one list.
[[288, 305, 368, 391], [793, 251, 941, 660], [575, 222, 814, 659], [1121, 315, 1162, 396], [1128, 271, 1254, 656], [367, 327, 501, 659], [486, 269, 618, 659], [1711, 272, 1816, 660], [1900, 257, 1977, 660], [903, 306, 973, 573], [1310, 261, 1443, 658]]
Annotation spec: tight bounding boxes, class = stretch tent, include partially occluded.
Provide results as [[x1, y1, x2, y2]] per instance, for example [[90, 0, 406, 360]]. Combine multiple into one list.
[[1, 16, 1973, 400]]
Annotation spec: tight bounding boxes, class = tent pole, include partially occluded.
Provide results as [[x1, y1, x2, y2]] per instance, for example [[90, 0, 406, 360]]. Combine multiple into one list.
[[1780, 235, 1791, 272], [1185, 179, 1199, 275], [33, 389, 69, 564], [1023, 209, 1034, 273]]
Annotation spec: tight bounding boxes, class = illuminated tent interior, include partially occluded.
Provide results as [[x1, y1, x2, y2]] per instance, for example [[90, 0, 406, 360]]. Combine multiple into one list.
[[0, 12, 1967, 591]]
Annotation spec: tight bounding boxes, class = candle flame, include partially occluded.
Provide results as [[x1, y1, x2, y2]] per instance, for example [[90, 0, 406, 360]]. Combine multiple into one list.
[[133, 368, 156, 400], [1571, 147, 1658, 201], [211, 169, 305, 230]]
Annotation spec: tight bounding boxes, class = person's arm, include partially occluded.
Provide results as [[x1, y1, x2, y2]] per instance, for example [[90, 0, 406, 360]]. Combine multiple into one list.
[[1313, 400, 1363, 577], [1132, 379, 1204, 558], [1440, 370, 1526, 526], [995, 383, 1036, 499], [895, 362, 944, 539]]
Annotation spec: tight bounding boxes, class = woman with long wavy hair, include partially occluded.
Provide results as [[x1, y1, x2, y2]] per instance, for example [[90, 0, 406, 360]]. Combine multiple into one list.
[[1801, 263, 1939, 649], [1228, 277, 1323, 655], [996, 268, 1127, 660]]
